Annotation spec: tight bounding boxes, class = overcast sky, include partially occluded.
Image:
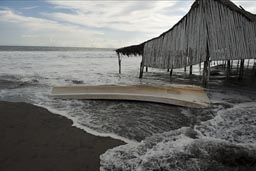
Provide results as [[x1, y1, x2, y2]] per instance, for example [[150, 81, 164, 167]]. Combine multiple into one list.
[[0, 0, 255, 48]]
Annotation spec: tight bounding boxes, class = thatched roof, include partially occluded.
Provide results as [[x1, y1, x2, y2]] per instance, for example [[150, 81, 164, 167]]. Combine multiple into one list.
[[116, 0, 256, 57], [219, 0, 256, 21], [116, 43, 144, 56]]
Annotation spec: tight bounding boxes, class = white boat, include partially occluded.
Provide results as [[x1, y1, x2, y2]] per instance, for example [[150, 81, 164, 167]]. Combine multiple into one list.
[[51, 85, 210, 108]]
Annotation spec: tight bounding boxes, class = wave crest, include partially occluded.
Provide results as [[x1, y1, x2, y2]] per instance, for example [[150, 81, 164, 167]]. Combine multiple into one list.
[[100, 102, 256, 171]]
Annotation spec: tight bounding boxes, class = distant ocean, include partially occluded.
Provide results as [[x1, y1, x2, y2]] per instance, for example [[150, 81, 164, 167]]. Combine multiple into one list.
[[0, 45, 114, 52], [0, 46, 255, 171]]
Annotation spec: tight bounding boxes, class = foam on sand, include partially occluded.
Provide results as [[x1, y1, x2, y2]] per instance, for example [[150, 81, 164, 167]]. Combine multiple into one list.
[[36, 103, 136, 144]]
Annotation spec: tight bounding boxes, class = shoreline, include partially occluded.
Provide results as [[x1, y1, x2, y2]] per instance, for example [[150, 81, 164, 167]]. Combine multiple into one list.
[[0, 101, 125, 171], [37, 103, 138, 144]]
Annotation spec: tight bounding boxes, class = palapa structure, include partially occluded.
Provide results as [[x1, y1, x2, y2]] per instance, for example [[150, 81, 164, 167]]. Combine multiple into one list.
[[116, 0, 256, 86]]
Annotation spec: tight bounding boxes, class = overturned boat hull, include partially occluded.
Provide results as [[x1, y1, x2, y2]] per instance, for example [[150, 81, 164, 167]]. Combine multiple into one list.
[[51, 85, 210, 108]]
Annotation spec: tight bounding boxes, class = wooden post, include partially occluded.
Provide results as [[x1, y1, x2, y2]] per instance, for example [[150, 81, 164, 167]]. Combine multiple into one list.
[[184, 57, 187, 72], [167, 68, 170, 72], [170, 67, 173, 81], [199, 62, 201, 71], [208, 59, 210, 86], [254, 59, 256, 77], [203, 61, 208, 87], [139, 55, 144, 79], [146, 66, 148, 72], [117, 53, 121, 74], [189, 65, 193, 75], [254, 58, 256, 77], [247, 59, 250, 69], [203, 44, 210, 88], [239, 59, 244, 80], [226, 60, 231, 79], [237, 60, 240, 73]]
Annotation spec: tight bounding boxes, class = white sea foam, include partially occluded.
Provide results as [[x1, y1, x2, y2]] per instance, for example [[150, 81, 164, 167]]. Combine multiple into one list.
[[100, 127, 256, 171], [100, 89, 256, 171], [36, 103, 137, 144], [196, 102, 256, 143], [100, 127, 195, 171]]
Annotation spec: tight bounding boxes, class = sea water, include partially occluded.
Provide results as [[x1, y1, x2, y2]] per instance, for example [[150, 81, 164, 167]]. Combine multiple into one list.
[[0, 48, 202, 142], [0, 47, 255, 170]]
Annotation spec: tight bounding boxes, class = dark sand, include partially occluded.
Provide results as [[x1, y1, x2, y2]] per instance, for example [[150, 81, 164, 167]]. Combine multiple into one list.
[[0, 101, 125, 171]]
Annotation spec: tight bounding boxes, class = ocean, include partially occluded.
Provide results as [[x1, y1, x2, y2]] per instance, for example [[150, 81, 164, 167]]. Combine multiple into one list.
[[0, 46, 256, 170]]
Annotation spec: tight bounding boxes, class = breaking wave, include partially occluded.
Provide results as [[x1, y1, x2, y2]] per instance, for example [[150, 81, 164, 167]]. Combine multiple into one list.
[[100, 101, 256, 171]]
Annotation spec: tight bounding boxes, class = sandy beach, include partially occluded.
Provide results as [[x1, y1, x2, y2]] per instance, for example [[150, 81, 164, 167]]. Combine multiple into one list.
[[0, 101, 125, 171]]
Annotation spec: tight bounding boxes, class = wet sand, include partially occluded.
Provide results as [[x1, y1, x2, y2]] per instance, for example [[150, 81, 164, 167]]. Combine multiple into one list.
[[0, 101, 125, 171]]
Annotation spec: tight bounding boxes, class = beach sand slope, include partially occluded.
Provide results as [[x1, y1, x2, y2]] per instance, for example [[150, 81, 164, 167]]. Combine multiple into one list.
[[0, 101, 125, 171]]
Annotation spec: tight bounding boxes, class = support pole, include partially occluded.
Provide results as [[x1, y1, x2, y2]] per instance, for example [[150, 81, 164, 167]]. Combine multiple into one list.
[[226, 60, 231, 79], [237, 60, 240, 73], [254, 58, 256, 77], [203, 44, 210, 88], [139, 55, 144, 79], [184, 57, 187, 72], [203, 61, 208, 88], [208, 59, 210, 86], [247, 59, 250, 69], [170, 68, 173, 81], [239, 59, 244, 80], [146, 66, 148, 72], [117, 53, 121, 74], [189, 65, 193, 75], [254, 59, 256, 77]]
